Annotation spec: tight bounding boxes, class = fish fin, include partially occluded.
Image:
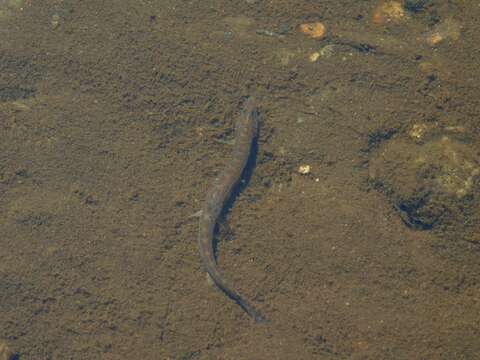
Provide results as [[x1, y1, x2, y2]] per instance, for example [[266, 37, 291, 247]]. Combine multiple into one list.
[[214, 138, 235, 146], [190, 210, 202, 218]]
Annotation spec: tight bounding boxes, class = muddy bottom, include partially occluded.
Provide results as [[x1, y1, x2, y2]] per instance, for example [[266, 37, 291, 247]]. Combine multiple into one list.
[[1, 1, 479, 359]]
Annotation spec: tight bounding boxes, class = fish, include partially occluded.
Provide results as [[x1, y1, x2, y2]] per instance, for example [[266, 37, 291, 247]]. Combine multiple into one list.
[[197, 97, 266, 323]]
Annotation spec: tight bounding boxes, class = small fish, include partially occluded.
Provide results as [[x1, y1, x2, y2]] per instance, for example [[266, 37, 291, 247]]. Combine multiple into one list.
[[197, 97, 266, 323]]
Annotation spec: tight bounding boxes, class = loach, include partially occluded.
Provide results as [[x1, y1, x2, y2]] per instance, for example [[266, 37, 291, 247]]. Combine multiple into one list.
[[197, 97, 266, 323]]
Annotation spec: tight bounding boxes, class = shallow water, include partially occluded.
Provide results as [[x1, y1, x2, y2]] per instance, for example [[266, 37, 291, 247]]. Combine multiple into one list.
[[1, 1, 479, 358]]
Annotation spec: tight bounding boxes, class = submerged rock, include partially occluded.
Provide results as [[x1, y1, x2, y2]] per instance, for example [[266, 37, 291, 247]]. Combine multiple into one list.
[[369, 131, 480, 229]]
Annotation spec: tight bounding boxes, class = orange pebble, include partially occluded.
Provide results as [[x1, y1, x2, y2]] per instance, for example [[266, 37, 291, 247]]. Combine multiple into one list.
[[425, 32, 443, 46], [300, 22, 326, 39]]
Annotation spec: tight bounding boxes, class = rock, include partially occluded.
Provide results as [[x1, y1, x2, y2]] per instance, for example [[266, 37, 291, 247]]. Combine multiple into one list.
[[298, 165, 311, 175], [51, 14, 60, 29], [369, 132, 480, 229], [299, 22, 326, 39]]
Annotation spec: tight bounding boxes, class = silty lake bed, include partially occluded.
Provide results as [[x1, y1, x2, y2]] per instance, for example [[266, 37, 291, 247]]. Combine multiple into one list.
[[0, 1, 479, 359]]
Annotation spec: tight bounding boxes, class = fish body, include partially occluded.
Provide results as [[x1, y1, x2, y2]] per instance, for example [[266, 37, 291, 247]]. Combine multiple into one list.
[[198, 97, 266, 323]]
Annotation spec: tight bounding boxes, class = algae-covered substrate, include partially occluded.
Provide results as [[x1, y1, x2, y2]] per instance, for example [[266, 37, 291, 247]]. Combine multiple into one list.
[[1, 1, 479, 359]]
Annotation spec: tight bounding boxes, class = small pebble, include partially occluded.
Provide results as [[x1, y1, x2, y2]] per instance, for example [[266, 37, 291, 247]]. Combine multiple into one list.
[[298, 165, 311, 175], [408, 123, 429, 141], [300, 22, 326, 39], [51, 13, 60, 29], [309, 51, 320, 62]]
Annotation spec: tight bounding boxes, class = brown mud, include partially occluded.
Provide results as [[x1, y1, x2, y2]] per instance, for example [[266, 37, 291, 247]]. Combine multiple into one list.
[[1, 1, 479, 359]]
